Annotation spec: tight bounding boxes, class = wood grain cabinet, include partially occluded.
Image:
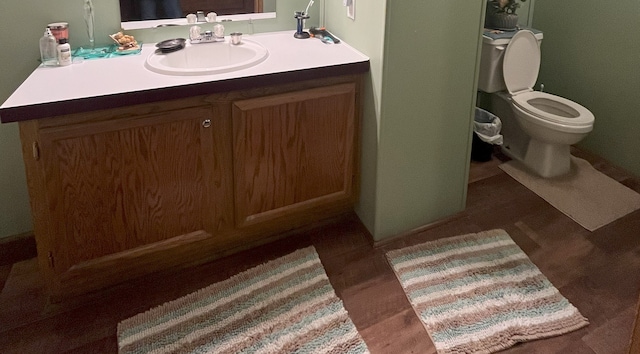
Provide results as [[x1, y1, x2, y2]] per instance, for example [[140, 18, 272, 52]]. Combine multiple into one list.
[[18, 76, 361, 299], [232, 83, 357, 228]]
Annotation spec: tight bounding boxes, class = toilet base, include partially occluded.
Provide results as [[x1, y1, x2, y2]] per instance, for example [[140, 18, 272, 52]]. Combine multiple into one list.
[[490, 92, 576, 178], [523, 139, 571, 177]]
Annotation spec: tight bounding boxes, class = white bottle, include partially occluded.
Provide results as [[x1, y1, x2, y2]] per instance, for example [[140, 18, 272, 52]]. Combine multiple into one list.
[[57, 38, 72, 66], [39, 28, 58, 67]]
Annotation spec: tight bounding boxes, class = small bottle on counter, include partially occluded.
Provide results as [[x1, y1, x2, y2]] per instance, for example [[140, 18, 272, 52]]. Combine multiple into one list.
[[39, 28, 58, 67], [57, 38, 72, 66]]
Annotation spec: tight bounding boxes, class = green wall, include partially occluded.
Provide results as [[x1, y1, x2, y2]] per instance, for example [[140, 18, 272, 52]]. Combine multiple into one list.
[[0, 0, 318, 239], [0, 124, 30, 238], [323, 0, 386, 239], [533, 0, 640, 177], [326, 0, 486, 241]]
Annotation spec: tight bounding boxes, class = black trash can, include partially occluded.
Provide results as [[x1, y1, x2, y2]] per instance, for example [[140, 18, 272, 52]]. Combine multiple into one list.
[[471, 108, 503, 162]]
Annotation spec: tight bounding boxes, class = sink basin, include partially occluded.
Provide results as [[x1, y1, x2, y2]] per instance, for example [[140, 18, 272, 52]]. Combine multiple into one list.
[[146, 39, 269, 75]]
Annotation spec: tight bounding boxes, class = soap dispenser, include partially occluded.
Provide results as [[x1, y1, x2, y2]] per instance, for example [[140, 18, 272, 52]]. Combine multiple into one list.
[[39, 28, 58, 66], [57, 38, 72, 66]]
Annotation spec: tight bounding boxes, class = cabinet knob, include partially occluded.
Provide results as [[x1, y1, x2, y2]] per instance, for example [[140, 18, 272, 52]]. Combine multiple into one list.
[[202, 119, 211, 128]]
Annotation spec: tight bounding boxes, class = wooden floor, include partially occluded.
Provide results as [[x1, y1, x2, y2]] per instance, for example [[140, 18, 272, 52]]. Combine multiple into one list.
[[1, 147, 639, 354]]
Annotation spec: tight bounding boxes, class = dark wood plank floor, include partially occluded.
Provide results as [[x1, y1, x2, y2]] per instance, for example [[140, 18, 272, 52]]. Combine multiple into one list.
[[1, 147, 639, 354]]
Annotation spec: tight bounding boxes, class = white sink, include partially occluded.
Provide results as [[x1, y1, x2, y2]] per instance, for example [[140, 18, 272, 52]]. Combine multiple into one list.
[[146, 39, 269, 75]]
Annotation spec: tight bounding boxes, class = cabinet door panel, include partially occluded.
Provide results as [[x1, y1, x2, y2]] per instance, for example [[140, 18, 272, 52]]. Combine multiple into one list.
[[38, 106, 218, 272], [232, 83, 356, 227]]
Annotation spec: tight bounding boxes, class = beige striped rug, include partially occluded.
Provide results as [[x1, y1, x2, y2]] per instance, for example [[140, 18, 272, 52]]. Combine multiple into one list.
[[118, 246, 369, 354], [386, 229, 589, 354]]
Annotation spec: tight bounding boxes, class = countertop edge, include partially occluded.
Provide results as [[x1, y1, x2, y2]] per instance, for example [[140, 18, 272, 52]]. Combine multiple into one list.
[[0, 61, 369, 124]]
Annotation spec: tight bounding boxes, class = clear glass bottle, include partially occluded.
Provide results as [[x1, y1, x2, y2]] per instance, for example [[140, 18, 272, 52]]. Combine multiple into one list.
[[39, 28, 58, 67]]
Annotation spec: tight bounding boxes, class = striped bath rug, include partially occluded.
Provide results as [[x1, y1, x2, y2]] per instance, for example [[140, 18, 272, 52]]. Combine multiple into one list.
[[386, 229, 589, 354], [118, 246, 369, 354]]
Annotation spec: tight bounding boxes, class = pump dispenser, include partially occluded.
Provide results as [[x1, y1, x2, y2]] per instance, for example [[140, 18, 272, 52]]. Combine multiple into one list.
[[57, 38, 72, 66], [39, 28, 58, 66]]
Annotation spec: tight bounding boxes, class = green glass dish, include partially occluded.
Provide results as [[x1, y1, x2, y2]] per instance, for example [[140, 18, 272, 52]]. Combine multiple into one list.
[[73, 43, 142, 60]]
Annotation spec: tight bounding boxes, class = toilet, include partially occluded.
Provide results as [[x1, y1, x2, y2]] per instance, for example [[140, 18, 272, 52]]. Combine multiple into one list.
[[478, 29, 595, 177]]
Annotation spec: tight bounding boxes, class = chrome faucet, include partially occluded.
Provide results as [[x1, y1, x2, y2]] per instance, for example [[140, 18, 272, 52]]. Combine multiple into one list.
[[196, 11, 207, 22], [189, 25, 225, 43]]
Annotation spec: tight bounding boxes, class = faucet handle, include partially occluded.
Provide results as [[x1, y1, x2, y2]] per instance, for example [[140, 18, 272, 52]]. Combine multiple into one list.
[[189, 25, 202, 40], [213, 24, 225, 38]]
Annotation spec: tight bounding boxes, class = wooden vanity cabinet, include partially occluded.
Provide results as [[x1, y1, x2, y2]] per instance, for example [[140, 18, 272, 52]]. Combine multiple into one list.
[[232, 83, 357, 228], [20, 101, 235, 297], [18, 76, 361, 299]]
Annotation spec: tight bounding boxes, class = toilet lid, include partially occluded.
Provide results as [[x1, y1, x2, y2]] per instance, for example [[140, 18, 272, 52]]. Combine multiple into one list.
[[503, 30, 540, 95]]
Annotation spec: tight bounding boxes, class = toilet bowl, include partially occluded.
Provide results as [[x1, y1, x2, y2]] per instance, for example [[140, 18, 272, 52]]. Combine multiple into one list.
[[511, 91, 593, 139], [487, 30, 595, 177]]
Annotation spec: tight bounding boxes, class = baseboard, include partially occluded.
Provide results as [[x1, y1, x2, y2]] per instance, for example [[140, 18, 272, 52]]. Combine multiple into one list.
[[0, 232, 37, 266], [371, 211, 467, 248]]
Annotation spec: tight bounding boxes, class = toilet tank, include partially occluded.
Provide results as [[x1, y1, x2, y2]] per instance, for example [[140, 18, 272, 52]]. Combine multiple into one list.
[[478, 28, 543, 93]]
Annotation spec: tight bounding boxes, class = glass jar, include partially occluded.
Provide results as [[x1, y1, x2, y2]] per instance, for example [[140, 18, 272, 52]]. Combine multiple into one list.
[[47, 22, 69, 42]]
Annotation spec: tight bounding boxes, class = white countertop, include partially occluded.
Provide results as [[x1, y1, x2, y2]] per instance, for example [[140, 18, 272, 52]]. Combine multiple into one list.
[[0, 30, 369, 122]]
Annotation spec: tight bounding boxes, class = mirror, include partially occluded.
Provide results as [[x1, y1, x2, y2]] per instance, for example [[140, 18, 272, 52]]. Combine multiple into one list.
[[120, 0, 276, 24]]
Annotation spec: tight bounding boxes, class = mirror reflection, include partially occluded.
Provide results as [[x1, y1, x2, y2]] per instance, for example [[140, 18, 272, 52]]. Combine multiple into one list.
[[120, 0, 276, 22]]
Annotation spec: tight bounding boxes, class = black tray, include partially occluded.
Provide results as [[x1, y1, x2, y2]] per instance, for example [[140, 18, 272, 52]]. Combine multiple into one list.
[[156, 38, 186, 53]]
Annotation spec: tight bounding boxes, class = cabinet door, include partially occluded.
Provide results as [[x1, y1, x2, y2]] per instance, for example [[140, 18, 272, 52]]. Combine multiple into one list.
[[232, 83, 357, 227], [36, 106, 225, 279]]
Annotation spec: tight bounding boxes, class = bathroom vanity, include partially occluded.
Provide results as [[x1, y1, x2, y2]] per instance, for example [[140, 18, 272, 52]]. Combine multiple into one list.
[[0, 31, 369, 299]]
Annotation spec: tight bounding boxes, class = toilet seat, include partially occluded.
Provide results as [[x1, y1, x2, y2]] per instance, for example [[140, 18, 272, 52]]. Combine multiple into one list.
[[512, 91, 594, 127], [503, 30, 594, 129]]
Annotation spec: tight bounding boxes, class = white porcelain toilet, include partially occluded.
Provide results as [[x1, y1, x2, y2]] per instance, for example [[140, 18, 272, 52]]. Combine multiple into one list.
[[479, 29, 595, 177]]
